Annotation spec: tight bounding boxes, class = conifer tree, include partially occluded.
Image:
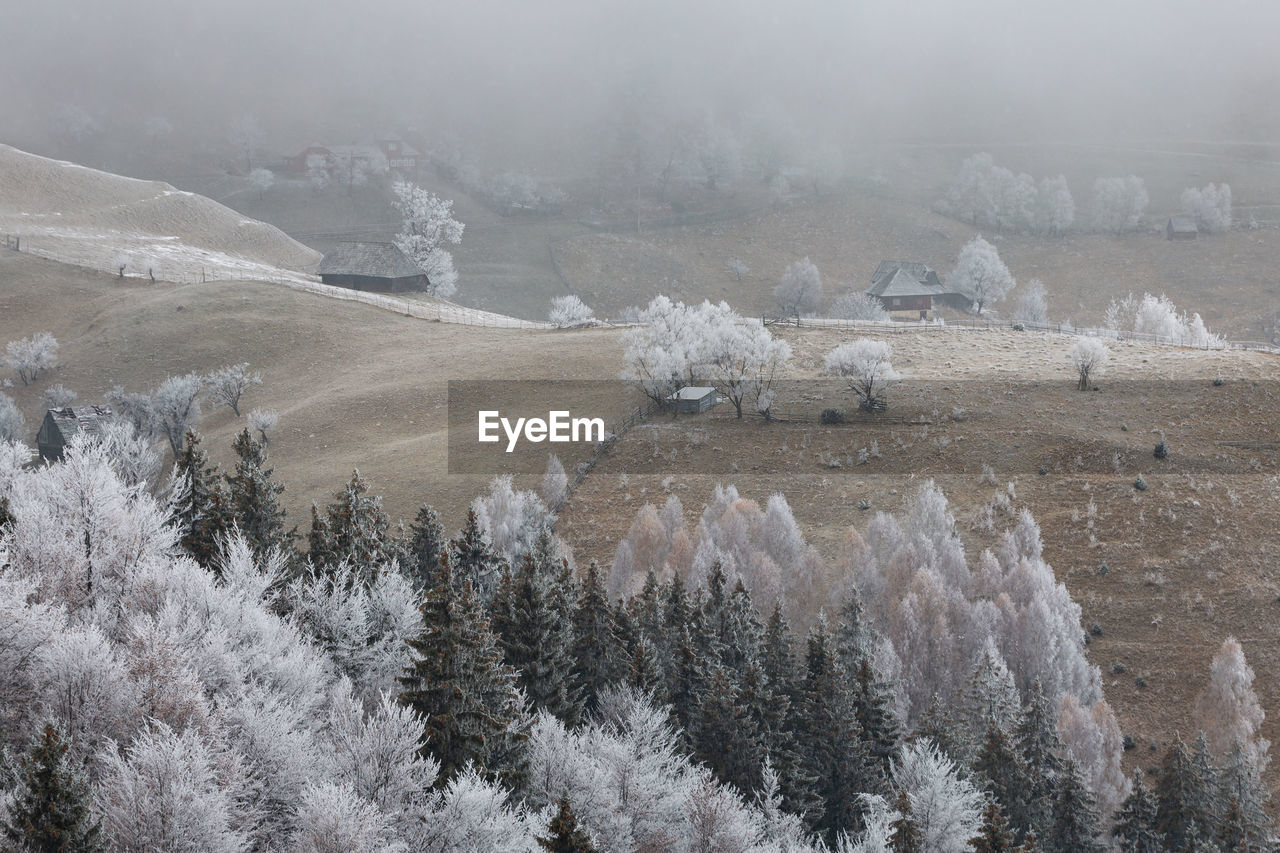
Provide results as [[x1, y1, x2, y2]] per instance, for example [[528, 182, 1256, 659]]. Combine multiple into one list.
[[491, 529, 582, 725], [309, 470, 395, 580], [1049, 758, 1104, 853], [537, 796, 597, 852], [1, 723, 103, 852], [666, 624, 708, 741], [834, 585, 876, 675], [406, 504, 447, 590], [664, 573, 691, 637], [976, 721, 1037, 843], [398, 554, 527, 790], [972, 797, 1018, 853], [693, 663, 765, 796], [449, 508, 505, 603], [916, 694, 965, 765], [716, 580, 764, 677], [797, 616, 876, 844], [166, 430, 229, 567], [1017, 679, 1064, 839], [890, 788, 925, 853], [1157, 735, 1218, 851], [225, 428, 292, 557], [1215, 742, 1272, 851], [571, 562, 621, 716], [1112, 772, 1163, 853], [761, 601, 798, 704], [852, 655, 902, 780], [628, 635, 665, 697]]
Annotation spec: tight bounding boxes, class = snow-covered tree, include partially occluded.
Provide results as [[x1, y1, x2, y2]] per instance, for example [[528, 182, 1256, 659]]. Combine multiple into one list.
[[1181, 182, 1232, 233], [1090, 176, 1148, 234], [1130, 293, 1223, 348], [727, 258, 749, 282], [4, 332, 59, 385], [1, 723, 103, 851], [1068, 339, 1109, 391], [248, 168, 275, 199], [0, 393, 23, 443], [205, 363, 261, 416], [152, 373, 203, 456], [391, 180, 464, 298], [549, 295, 595, 328], [1195, 637, 1270, 773], [701, 310, 793, 419], [247, 408, 278, 444], [287, 781, 394, 853], [891, 739, 983, 853], [824, 339, 900, 412], [949, 237, 1014, 315], [472, 474, 553, 567], [41, 383, 77, 409], [1012, 279, 1049, 326], [1035, 175, 1075, 236], [540, 454, 568, 511], [775, 258, 823, 319], [830, 291, 890, 322]]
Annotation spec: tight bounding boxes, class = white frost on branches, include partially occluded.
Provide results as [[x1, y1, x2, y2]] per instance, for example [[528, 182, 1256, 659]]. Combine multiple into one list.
[[391, 180, 465, 299], [548, 294, 595, 328]]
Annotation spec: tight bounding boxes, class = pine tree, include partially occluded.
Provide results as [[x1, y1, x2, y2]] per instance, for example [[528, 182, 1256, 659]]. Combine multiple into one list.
[[1113, 771, 1163, 853], [716, 580, 764, 677], [1049, 758, 1104, 853], [166, 430, 229, 567], [225, 428, 292, 557], [1157, 735, 1218, 851], [406, 504, 447, 590], [310, 470, 395, 580], [666, 624, 708, 741], [491, 529, 582, 725], [852, 655, 901, 781], [1, 723, 103, 852], [916, 694, 965, 765], [449, 508, 505, 603], [797, 616, 875, 844], [975, 721, 1037, 843], [398, 554, 527, 789], [628, 635, 665, 697], [833, 585, 875, 675], [1017, 679, 1064, 840], [761, 601, 798, 704], [571, 562, 621, 715], [972, 797, 1018, 853], [693, 663, 764, 795], [1215, 742, 1272, 851], [890, 788, 925, 853], [537, 796, 597, 852]]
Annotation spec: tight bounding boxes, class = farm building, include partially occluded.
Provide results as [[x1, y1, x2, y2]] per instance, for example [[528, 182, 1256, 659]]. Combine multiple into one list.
[[669, 386, 718, 414], [282, 137, 420, 176], [867, 261, 955, 318], [317, 242, 430, 293], [1167, 215, 1198, 240], [37, 405, 113, 462]]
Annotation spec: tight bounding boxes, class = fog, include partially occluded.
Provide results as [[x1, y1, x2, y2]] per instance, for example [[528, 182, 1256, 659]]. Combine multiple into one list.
[[1, 0, 1277, 174]]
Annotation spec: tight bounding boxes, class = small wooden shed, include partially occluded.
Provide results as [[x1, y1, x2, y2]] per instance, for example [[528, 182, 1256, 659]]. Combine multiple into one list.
[[867, 261, 951, 318], [1167, 216, 1198, 241], [37, 405, 113, 462], [669, 386, 718, 414], [317, 242, 431, 293]]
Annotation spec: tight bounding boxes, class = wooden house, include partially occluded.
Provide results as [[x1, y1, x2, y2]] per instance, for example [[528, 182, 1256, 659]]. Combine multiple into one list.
[[317, 242, 430, 293], [37, 405, 113, 462], [1167, 215, 1198, 240], [867, 261, 952, 318], [669, 386, 718, 414]]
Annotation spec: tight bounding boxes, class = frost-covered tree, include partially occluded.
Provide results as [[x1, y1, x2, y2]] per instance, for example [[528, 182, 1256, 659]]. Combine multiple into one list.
[[287, 781, 394, 853], [307, 469, 396, 576], [1090, 176, 1148, 234], [825, 339, 900, 412], [1104, 293, 1140, 336], [622, 295, 703, 409], [41, 383, 77, 409], [1112, 772, 1163, 853], [1181, 183, 1232, 234], [247, 408, 278, 444], [228, 113, 263, 171], [1068, 339, 1109, 391], [472, 474, 553, 567], [1195, 637, 1270, 774], [949, 237, 1014, 315], [891, 739, 983, 853], [776, 258, 823, 319], [831, 291, 890, 322], [224, 428, 292, 557], [152, 372, 203, 456], [1012, 279, 1049, 326], [4, 332, 59, 385], [248, 167, 275, 199], [391, 180, 464, 298], [540, 454, 569, 511], [0, 393, 24, 443], [700, 310, 793, 419], [205, 363, 261, 416], [549, 295, 595, 328], [1035, 175, 1075, 236], [727, 258, 749, 282], [1129, 293, 1223, 348]]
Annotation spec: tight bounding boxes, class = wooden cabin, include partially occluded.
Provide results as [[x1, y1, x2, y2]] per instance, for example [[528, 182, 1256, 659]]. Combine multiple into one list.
[[317, 242, 430, 293], [37, 405, 113, 462]]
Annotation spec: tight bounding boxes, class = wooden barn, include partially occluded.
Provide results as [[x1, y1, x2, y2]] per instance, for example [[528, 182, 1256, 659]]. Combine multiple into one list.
[[867, 261, 952, 318], [317, 242, 430, 293], [1167, 215, 1198, 241], [37, 405, 113, 462], [669, 386, 718, 414]]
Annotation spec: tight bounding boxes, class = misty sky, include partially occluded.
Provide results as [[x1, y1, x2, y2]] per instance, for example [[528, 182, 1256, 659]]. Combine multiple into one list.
[[2, 0, 1277, 169]]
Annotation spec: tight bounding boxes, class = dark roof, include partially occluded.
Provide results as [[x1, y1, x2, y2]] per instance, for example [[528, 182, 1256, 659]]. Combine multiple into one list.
[[46, 406, 113, 441], [317, 242, 424, 279], [1168, 215, 1198, 233], [872, 260, 937, 284], [868, 267, 945, 299]]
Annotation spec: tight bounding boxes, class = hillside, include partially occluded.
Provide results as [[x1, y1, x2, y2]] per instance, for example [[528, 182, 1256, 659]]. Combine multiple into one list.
[[0, 143, 322, 283]]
